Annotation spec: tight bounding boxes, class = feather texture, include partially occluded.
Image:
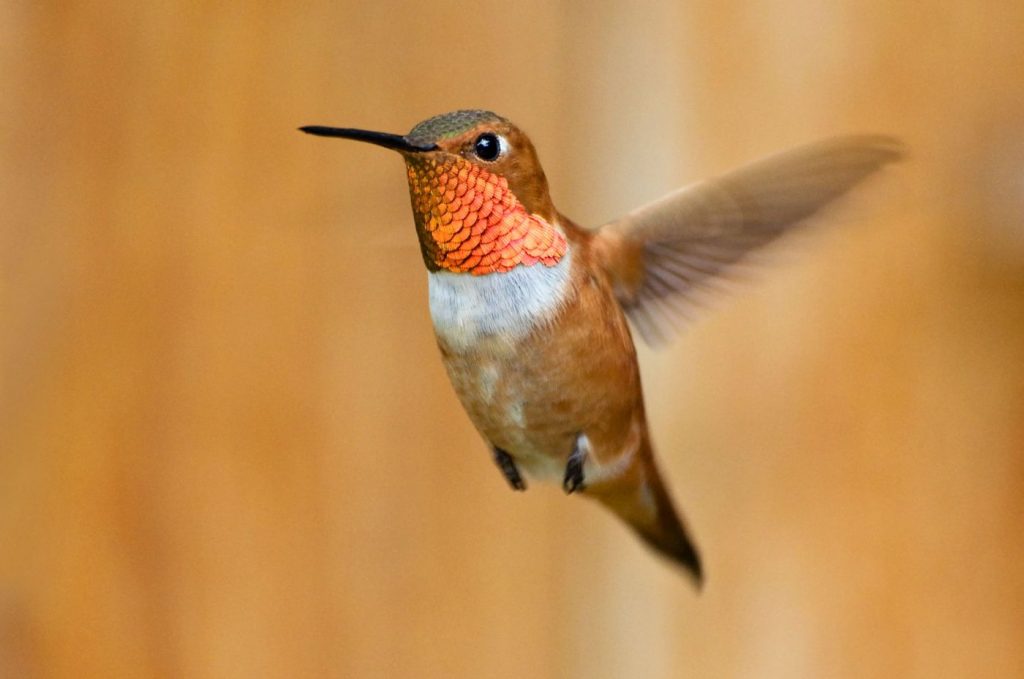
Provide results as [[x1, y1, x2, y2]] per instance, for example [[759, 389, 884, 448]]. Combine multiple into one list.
[[594, 135, 905, 345]]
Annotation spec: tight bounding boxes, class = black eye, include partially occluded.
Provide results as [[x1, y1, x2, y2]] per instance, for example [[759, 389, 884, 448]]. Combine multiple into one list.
[[473, 133, 502, 161]]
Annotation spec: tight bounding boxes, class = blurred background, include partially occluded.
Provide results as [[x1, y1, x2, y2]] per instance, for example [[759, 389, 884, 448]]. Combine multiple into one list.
[[2, 2, 1023, 677]]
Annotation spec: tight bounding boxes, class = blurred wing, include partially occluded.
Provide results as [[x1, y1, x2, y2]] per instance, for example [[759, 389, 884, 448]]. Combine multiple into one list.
[[593, 135, 904, 346]]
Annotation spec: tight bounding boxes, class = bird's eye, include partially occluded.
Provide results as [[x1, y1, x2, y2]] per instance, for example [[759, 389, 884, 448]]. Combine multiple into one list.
[[473, 133, 503, 161]]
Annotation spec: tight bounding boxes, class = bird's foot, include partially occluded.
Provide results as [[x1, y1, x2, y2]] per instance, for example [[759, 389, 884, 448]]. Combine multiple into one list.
[[492, 447, 526, 491], [563, 433, 588, 494]]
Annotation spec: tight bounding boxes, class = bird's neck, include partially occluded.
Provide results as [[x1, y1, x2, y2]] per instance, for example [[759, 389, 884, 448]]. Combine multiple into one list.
[[405, 155, 566, 275], [427, 243, 575, 352]]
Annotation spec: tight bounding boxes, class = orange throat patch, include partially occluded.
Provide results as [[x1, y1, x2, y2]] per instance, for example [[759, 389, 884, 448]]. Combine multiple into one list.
[[405, 155, 567, 275]]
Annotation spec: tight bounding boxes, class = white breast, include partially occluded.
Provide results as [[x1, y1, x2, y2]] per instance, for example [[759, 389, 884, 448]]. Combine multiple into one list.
[[427, 248, 574, 351]]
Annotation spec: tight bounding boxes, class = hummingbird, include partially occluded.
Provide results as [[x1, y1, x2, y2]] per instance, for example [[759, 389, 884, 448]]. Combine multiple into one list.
[[300, 110, 902, 586]]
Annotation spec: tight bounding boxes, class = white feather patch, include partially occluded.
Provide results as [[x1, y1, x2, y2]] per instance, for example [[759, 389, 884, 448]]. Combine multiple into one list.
[[427, 248, 574, 351]]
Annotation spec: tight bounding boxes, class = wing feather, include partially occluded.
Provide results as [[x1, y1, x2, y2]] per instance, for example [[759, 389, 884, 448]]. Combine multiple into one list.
[[594, 135, 904, 345]]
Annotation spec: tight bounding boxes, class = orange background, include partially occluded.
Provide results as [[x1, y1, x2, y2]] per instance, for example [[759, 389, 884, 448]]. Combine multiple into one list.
[[2, 2, 1023, 677]]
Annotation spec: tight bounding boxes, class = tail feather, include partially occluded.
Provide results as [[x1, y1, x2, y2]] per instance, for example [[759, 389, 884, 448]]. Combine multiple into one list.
[[588, 449, 703, 587], [632, 470, 703, 585]]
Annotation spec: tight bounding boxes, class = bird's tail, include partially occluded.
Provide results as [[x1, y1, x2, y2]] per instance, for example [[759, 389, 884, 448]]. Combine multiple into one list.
[[588, 444, 703, 587]]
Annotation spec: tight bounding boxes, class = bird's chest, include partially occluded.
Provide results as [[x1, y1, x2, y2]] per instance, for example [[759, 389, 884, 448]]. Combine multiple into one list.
[[427, 251, 573, 352], [427, 258, 579, 477]]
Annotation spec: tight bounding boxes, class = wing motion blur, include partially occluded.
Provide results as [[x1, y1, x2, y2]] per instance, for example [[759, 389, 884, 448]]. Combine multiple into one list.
[[593, 135, 904, 345]]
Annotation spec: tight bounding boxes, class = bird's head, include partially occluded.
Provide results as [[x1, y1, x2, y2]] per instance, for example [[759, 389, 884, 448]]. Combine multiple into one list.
[[301, 110, 566, 275]]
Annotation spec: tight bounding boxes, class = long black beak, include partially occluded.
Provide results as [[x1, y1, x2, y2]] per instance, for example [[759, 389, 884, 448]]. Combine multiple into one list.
[[298, 126, 437, 152]]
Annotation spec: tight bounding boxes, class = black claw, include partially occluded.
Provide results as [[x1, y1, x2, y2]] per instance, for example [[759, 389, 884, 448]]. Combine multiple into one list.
[[563, 434, 587, 494], [493, 447, 526, 491]]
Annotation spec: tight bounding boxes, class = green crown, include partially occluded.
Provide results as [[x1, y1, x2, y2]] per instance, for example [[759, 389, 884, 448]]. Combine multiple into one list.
[[407, 110, 506, 145]]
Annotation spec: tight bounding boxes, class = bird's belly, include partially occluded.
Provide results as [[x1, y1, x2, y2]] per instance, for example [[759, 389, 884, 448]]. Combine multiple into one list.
[[442, 353, 582, 482], [430, 257, 643, 484]]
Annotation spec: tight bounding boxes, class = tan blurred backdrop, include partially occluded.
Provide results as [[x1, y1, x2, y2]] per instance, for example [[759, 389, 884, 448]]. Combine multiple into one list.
[[2, 2, 1024, 678]]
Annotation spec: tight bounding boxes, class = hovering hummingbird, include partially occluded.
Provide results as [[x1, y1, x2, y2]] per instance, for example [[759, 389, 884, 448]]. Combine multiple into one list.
[[300, 110, 902, 586]]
